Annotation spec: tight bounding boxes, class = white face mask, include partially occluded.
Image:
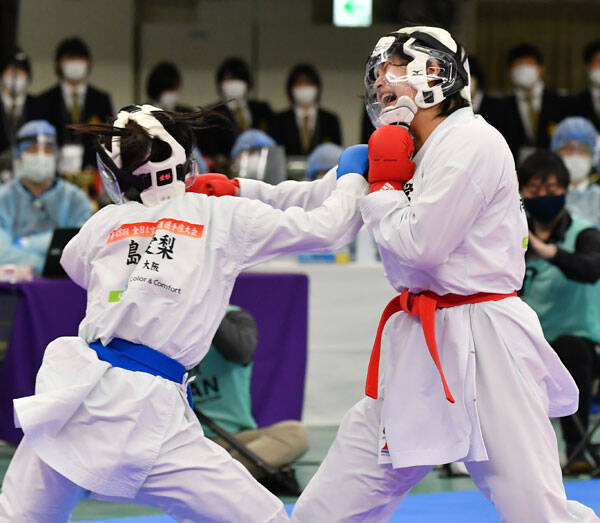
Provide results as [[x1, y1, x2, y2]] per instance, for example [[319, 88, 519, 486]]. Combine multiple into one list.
[[511, 64, 539, 89], [221, 79, 247, 101], [375, 95, 418, 128], [159, 90, 179, 110], [18, 152, 56, 183], [589, 68, 600, 87], [62, 60, 88, 82], [563, 154, 593, 184], [293, 86, 318, 107], [3, 75, 28, 96]]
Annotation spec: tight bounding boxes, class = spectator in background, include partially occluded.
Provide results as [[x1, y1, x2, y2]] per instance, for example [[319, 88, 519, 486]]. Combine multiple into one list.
[[0, 120, 93, 274], [570, 40, 600, 132], [468, 55, 502, 128], [306, 143, 342, 180], [229, 129, 286, 185], [33, 37, 113, 172], [273, 64, 342, 156], [0, 48, 38, 182], [146, 61, 192, 113], [498, 44, 567, 163], [551, 117, 600, 226], [198, 57, 273, 161], [519, 150, 600, 474], [190, 305, 308, 494]]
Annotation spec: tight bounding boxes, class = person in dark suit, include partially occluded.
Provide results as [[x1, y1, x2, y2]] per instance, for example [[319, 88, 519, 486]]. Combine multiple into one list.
[[273, 64, 342, 156], [33, 37, 113, 172], [0, 48, 39, 182], [198, 57, 273, 161], [146, 61, 193, 113], [496, 44, 568, 164], [468, 55, 502, 129], [570, 40, 600, 132]]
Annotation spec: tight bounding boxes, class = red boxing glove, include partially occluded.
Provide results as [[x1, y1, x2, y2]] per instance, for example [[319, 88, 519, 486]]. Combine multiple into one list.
[[368, 125, 416, 193], [187, 174, 240, 197]]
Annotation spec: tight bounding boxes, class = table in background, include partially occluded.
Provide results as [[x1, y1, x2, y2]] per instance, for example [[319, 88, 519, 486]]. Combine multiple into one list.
[[0, 273, 308, 444]]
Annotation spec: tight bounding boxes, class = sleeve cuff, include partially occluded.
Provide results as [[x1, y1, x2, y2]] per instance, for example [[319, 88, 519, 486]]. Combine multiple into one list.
[[360, 188, 409, 222]]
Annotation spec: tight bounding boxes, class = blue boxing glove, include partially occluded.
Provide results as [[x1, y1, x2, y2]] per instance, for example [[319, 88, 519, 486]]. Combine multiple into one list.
[[336, 144, 369, 179]]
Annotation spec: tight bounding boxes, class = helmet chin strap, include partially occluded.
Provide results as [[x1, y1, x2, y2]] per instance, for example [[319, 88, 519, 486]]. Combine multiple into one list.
[[376, 96, 418, 128]]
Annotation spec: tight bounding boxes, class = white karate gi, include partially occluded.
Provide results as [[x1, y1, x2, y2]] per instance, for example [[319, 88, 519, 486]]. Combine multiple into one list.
[[244, 109, 599, 522], [0, 174, 367, 523]]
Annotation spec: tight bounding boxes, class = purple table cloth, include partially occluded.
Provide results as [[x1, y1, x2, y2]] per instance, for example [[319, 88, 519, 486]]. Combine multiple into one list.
[[0, 273, 308, 444]]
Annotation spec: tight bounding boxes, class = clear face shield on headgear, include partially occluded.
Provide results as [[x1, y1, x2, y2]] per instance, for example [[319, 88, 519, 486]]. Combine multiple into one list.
[[364, 27, 470, 129], [234, 145, 287, 185], [96, 104, 199, 206], [15, 126, 57, 184]]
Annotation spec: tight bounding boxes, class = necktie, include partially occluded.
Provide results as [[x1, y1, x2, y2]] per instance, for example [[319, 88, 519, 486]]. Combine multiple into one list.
[[234, 105, 247, 131], [71, 91, 81, 123], [525, 92, 538, 140], [301, 114, 311, 153]]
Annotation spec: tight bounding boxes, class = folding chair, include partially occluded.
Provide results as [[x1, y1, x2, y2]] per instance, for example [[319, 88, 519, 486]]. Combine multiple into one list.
[[562, 396, 600, 475], [194, 408, 302, 495]]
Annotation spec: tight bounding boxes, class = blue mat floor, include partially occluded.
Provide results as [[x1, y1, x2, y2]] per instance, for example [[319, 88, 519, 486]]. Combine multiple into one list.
[[77, 479, 600, 523]]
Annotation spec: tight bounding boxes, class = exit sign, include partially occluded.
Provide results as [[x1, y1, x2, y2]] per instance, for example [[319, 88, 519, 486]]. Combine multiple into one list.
[[333, 0, 372, 27]]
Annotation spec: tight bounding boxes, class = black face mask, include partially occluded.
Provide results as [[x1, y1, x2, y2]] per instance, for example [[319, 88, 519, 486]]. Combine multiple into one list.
[[523, 194, 565, 223]]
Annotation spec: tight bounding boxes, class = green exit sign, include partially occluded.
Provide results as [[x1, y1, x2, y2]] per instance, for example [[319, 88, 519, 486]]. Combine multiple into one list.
[[333, 0, 372, 27]]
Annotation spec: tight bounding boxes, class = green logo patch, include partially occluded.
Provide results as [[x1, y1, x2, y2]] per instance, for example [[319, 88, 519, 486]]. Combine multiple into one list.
[[108, 290, 124, 303], [522, 236, 529, 249]]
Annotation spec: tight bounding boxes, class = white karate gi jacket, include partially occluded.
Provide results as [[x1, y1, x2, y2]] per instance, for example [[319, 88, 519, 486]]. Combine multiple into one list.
[[13, 175, 367, 497]]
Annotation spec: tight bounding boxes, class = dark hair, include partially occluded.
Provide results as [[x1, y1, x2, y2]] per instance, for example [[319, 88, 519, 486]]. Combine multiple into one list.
[[507, 43, 544, 66], [467, 54, 485, 90], [216, 57, 251, 88], [583, 39, 600, 65], [147, 62, 182, 101], [55, 37, 91, 62], [286, 63, 322, 103], [1, 47, 31, 78], [518, 150, 569, 189]]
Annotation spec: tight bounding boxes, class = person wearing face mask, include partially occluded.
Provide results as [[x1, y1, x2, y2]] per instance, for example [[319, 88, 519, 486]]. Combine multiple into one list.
[[146, 62, 192, 113], [272, 64, 342, 156], [550, 117, 600, 227], [570, 40, 600, 133], [0, 120, 92, 274], [198, 57, 274, 161], [497, 44, 568, 164], [519, 150, 600, 476], [33, 37, 113, 173], [227, 129, 286, 185], [0, 48, 39, 182]]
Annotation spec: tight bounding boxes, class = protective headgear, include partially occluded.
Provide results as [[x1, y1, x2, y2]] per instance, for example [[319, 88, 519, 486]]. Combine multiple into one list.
[[550, 117, 598, 155], [96, 104, 197, 206], [364, 26, 470, 128], [306, 143, 343, 180], [15, 120, 57, 183], [230, 129, 285, 185]]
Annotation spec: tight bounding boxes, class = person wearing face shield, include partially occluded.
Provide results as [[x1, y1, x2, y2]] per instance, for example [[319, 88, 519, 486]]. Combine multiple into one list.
[[272, 64, 342, 156], [291, 26, 597, 522], [0, 48, 39, 182], [551, 117, 600, 227], [519, 150, 600, 476], [33, 37, 113, 174], [228, 129, 287, 185], [0, 104, 367, 521], [0, 120, 93, 275], [497, 43, 568, 164], [570, 40, 600, 132]]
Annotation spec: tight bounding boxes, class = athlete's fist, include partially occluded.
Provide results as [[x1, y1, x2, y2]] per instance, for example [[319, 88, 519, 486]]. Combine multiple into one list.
[[187, 174, 240, 196], [336, 144, 369, 179], [368, 125, 415, 193]]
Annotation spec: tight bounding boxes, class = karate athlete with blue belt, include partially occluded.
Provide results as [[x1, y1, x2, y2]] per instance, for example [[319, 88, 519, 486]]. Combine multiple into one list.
[[191, 26, 600, 523], [0, 104, 368, 522]]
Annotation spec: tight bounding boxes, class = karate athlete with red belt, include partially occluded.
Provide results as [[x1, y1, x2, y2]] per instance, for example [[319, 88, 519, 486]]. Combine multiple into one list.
[[289, 27, 596, 522], [0, 105, 368, 522]]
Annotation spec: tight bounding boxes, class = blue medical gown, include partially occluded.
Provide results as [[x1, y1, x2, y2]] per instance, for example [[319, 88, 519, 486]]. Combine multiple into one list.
[[566, 184, 600, 229], [0, 178, 93, 274]]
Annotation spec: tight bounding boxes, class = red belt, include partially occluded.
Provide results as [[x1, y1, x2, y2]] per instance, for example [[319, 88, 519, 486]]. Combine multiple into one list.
[[365, 290, 517, 403]]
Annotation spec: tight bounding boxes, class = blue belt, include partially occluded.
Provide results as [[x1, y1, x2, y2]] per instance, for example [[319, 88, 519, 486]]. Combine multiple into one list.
[[89, 338, 193, 408]]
